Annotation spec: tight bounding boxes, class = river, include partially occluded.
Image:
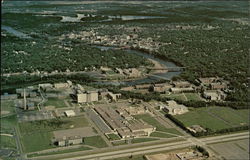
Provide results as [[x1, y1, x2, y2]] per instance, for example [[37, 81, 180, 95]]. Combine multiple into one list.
[[93, 46, 182, 86]]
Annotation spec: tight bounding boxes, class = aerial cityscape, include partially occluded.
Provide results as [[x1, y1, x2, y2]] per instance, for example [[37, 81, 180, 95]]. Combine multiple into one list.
[[0, 1, 249, 160]]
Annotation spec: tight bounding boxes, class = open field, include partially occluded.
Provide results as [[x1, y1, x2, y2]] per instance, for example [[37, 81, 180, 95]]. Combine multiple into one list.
[[1, 115, 17, 133], [162, 93, 203, 102], [27, 146, 92, 158], [150, 131, 175, 138], [0, 135, 16, 149], [174, 107, 249, 131], [162, 93, 187, 101], [209, 138, 249, 160], [84, 136, 108, 148], [18, 116, 90, 152], [106, 133, 121, 141], [184, 93, 203, 101], [20, 132, 54, 153], [131, 138, 159, 144], [1, 100, 16, 115], [44, 97, 67, 108], [19, 116, 89, 134], [134, 114, 182, 135]]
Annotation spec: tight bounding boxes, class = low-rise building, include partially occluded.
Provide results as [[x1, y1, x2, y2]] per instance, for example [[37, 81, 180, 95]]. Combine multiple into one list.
[[107, 92, 121, 102], [53, 127, 96, 147], [202, 90, 226, 101], [172, 81, 192, 88], [77, 93, 87, 103], [163, 101, 188, 115], [38, 83, 53, 90], [187, 125, 207, 133], [170, 87, 194, 93], [54, 83, 69, 89], [1, 93, 18, 100], [64, 110, 76, 117], [209, 82, 227, 90]]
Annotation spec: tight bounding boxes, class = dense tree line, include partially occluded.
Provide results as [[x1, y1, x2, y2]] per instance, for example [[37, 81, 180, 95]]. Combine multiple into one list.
[[1, 74, 93, 94]]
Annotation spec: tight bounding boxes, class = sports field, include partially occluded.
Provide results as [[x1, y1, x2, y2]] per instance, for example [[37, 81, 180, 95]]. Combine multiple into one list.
[[174, 107, 249, 131]]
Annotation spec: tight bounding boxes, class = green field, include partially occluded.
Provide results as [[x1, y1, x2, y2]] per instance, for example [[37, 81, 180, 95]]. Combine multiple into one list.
[[84, 136, 108, 148], [27, 146, 92, 158], [0, 135, 16, 149], [1, 115, 17, 133], [174, 107, 249, 131], [162, 93, 187, 101], [20, 132, 54, 153], [18, 116, 89, 152], [19, 116, 89, 134], [150, 131, 176, 138], [131, 137, 159, 144], [133, 114, 182, 136], [106, 133, 121, 141], [44, 97, 67, 108], [1, 100, 16, 115], [112, 155, 145, 160], [162, 93, 203, 102], [184, 93, 203, 101]]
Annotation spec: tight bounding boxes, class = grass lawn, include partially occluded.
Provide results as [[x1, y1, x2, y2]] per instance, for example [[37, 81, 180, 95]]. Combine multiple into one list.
[[162, 93, 187, 101], [236, 109, 250, 121], [133, 114, 182, 135], [112, 155, 145, 160], [174, 107, 249, 131], [1, 115, 17, 133], [150, 132, 175, 138], [18, 116, 89, 153], [208, 107, 249, 126], [44, 97, 67, 108], [131, 138, 159, 144], [19, 116, 89, 134], [20, 132, 55, 153], [84, 136, 107, 148], [1, 100, 16, 115], [27, 146, 92, 157], [112, 140, 127, 146], [184, 93, 203, 101], [0, 135, 16, 149], [107, 133, 121, 140]]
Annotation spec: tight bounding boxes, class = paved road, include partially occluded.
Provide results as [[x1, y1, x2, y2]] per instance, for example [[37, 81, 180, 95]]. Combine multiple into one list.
[[32, 131, 249, 160]]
